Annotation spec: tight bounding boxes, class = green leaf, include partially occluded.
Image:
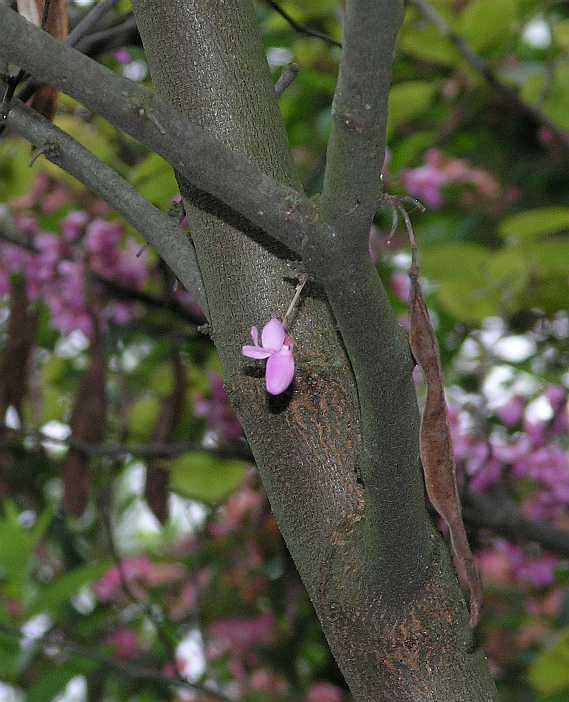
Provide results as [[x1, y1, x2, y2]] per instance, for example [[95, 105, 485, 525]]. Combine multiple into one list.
[[499, 208, 569, 241], [41, 386, 68, 424], [0, 139, 38, 201], [44, 116, 115, 188], [522, 60, 569, 132], [28, 668, 82, 702], [554, 19, 569, 50], [420, 243, 524, 321], [27, 658, 97, 702], [522, 241, 569, 274], [438, 279, 499, 322], [128, 396, 161, 438], [0, 631, 20, 678], [421, 243, 491, 282], [486, 248, 529, 312], [170, 453, 248, 504], [0, 505, 52, 599], [149, 363, 175, 399], [391, 131, 436, 173], [129, 153, 179, 208], [542, 60, 569, 132], [460, 0, 517, 52], [529, 627, 569, 695], [387, 81, 438, 138], [28, 561, 109, 617], [400, 25, 459, 66]]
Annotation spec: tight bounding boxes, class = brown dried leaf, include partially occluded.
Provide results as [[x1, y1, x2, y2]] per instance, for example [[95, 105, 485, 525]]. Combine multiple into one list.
[[0, 279, 37, 420], [18, 0, 68, 120], [145, 465, 170, 524], [63, 322, 106, 517], [145, 351, 186, 524], [404, 210, 482, 627]]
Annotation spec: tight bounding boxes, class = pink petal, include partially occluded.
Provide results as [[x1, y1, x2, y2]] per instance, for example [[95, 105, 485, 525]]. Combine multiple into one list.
[[261, 318, 285, 352], [242, 345, 271, 360], [266, 349, 295, 395], [250, 326, 260, 346]]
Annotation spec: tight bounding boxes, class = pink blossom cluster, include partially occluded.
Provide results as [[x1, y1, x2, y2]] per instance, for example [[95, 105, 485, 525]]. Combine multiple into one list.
[[105, 628, 143, 660], [1, 175, 149, 338], [207, 613, 275, 660], [93, 556, 186, 601], [208, 481, 265, 538], [478, 539, 560, 589], [450, 386, 569, 589], [452, 388, 569, 516], [401, 148, 502, 209], [307, 682, 344, 702]]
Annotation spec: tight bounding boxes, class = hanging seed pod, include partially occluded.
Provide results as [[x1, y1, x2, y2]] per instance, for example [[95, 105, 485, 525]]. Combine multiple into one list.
[[145, 350, 186, 524], [402, 207, 482, 627], [63, 321, 106, 517]]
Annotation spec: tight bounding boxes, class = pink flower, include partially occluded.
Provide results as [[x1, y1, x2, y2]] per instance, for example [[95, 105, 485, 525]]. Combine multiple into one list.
[[242, 319, 295, 395], [401, 164, 447, 209], [249, 669, 289, 696], [495, 396, 525, 427], [62, 211, 89, 242], [93, 557, 152, 601], [390, 270, 411, 303], [306, 682, 344, 702], [106, 628, 142, 660], [208, 613, 275, 658], [113, 48, 132, 65], [514, 553, 558, 588]]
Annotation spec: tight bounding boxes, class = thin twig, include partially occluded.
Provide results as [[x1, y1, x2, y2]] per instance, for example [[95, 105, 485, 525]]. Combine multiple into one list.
[[409, 0, 569, 151], [263, 0, 342, 48], [74, 14, 140, 57], [67, 0, 119, 47], [282, 273, 308, 328], [464, 492, 569, 559], [16, 0, 120, 107], [101, 502, 185, 681], [0, 7, 317, 258], [0, 0, 52, 117], [93, 275, 206, 326], [0, 623, 231, 701], [0, 424, 253, 462]]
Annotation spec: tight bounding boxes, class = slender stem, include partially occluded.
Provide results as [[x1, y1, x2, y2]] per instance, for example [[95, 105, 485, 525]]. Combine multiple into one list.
[[17, 0, 121, 106], [101, 501, 184, 679], [263, 0, 341, 48], [0, 4, 315, 257], [0, 424, 252, 461], [67, 0, 119, 46], [282, 273, 308, 328], [464, 493, 569, 559], [0, 623, 231, 701]]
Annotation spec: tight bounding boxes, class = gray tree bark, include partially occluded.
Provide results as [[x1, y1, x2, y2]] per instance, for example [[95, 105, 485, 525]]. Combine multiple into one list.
[[125, 1, 498, 699]]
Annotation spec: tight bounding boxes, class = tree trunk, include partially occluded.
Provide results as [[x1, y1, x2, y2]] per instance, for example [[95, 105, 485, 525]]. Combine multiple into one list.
[[132, 2, 498, 699]]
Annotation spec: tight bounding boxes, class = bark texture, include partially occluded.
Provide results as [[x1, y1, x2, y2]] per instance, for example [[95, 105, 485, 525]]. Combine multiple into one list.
[[124, 2, 497, 699]]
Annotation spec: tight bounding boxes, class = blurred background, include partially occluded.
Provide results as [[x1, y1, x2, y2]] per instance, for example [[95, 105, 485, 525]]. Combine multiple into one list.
[[1, 0, 569, 699]]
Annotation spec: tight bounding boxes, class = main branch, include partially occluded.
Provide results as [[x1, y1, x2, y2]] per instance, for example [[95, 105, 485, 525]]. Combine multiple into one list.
[[0, 5, 313, 256]]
